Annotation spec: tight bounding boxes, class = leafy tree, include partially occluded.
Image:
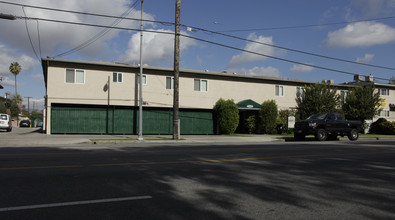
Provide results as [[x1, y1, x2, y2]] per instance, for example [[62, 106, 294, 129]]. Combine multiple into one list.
[[10, 98, 20, 118], [342, 85, 380, 122], [259, 100, 278, 134], [278, 109, 296, 127], [244, 115, 256, 134], [21, 105, 30, 117], [0, 99, 6, 113], [214, 98, 239, 134], [296, 82, 340, 120], [9, 62, 22, 95]]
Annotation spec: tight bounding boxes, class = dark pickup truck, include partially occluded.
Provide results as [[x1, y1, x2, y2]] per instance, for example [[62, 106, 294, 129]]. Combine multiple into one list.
[[294, 113, 362, 141]]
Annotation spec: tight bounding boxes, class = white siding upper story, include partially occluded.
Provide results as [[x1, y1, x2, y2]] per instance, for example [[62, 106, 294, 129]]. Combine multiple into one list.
[[43, 59, 395, 122]]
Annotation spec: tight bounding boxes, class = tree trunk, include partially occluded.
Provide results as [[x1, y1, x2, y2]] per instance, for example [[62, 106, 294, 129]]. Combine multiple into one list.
[[14, 74, 17, 95]]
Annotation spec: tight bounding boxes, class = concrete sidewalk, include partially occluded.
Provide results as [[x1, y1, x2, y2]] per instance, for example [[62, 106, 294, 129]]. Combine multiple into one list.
[[0, 127, 279, 147]]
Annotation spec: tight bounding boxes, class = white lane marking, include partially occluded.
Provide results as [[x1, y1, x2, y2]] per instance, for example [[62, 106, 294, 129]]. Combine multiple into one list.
[[0, 196, 152, 212]]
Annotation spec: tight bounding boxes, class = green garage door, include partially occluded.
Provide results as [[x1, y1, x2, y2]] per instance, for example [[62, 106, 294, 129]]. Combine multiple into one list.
[[51, 105, 134, 134], [140, 109, 214, 135], [51, 105, 214, 135]]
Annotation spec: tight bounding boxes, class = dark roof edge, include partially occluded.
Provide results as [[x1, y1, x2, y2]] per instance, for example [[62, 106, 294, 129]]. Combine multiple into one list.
[[41, 58, 315, 85], [41, 58, 395, 88]]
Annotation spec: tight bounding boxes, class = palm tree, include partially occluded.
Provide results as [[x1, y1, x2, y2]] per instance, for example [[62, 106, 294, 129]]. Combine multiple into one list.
[[9, 62, 22, 95]]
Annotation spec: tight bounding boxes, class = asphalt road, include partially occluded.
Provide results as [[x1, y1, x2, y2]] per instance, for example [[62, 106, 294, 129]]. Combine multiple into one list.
[[0, 140, 394, 219]]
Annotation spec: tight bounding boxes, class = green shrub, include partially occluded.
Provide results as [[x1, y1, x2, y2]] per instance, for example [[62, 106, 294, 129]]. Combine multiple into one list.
[[259, 100, 278, 134], [380, 121, 395, 135], [244, 115, 256, 134], [369, 118, 388, 134], [214, 99, 239, 134]]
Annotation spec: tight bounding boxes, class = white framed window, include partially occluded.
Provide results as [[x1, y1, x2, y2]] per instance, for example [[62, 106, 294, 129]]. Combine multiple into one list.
[[379, 88, 389, 96], [194, 79, 208, 92], [296, 87, 303, 98], [66, 69, 85, 84], [275, 85, 284, 97], [136, 74, 147, 85], [142, 75, 147, 85], [166, 76, 174, 90], [341, 90, 348, 102], [113, 72, 123, 83], [379, 109, 390, 117]]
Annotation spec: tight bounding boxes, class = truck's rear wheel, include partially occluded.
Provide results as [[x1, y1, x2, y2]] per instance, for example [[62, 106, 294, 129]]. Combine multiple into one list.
[[315, 128, 327, 141], [348, 129, 358, 141]]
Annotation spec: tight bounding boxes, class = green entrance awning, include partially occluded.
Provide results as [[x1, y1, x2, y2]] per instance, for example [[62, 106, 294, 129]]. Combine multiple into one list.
[[237, 99, 261, 110]]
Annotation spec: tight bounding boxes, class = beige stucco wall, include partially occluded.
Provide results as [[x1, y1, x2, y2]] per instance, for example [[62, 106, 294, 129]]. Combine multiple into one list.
[[45, 67, 302, 110], [47, 67, 136, 106], [143, 75, 299, 110], [46, 66, 138, 133], [44, 63, 395, 133], [375, 88, 395, 122]]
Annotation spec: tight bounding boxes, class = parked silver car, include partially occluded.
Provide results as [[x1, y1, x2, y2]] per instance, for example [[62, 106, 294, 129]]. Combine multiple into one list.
[[0, 114, 12, 132]]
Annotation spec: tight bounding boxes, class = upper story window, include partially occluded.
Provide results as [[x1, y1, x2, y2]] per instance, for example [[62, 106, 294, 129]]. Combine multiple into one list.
[[66, 69, 85, 84], [136, 74, 147, 85], [142, 75, 147, 85], [296, 87, 303, 98], [275, 85, 284, 97], [166, 76, 174, 90], [379, 109, 390, 117], [194, 79, 208, 92], [341, 90, 348, 102], [113, 72, 123, 83], [379, 88, 389, 96]]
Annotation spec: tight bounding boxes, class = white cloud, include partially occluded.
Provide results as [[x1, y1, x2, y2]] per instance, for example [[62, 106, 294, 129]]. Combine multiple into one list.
[[228, 33, 274, 67], [226, 66, 281, 77], [0, 76, 15, 86], [118, 29, 196, 65], [327, 21, 395, 47], [0, 44, 38, 75], [356, 53, 375, 63], [32, 73, 44, 82], [290, 64, 315, 73], [0, 0, 154, 57]]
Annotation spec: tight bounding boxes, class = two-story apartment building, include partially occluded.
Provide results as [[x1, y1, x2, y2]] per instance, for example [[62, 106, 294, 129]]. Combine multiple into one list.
[[41, 58, 395, 135]]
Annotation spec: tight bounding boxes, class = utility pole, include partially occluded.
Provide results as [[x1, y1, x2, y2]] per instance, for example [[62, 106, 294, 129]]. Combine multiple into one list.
[[106, 76, 110, 134], [173, 0, 181, 140], [138, 0, 144, 141], [25, 96, 32, 114]]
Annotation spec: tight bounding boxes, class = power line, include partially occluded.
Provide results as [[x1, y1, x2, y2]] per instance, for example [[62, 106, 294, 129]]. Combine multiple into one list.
[[53, 1, 140, 58], [181, 34, 391, 82], [22, 7, 40, 62], [184, 25, 395, 71], [218, 15, 395, 32], [6, 14, 393, 82], [3, 0, 394, 71], [0, 0, 173, 26]]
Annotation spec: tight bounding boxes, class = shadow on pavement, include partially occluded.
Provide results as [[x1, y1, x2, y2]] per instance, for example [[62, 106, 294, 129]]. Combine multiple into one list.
[[0, 144, 394, 219]]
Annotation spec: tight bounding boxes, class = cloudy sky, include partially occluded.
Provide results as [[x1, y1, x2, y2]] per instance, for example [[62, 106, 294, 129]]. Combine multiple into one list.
[[1, 0, 395, 110]]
